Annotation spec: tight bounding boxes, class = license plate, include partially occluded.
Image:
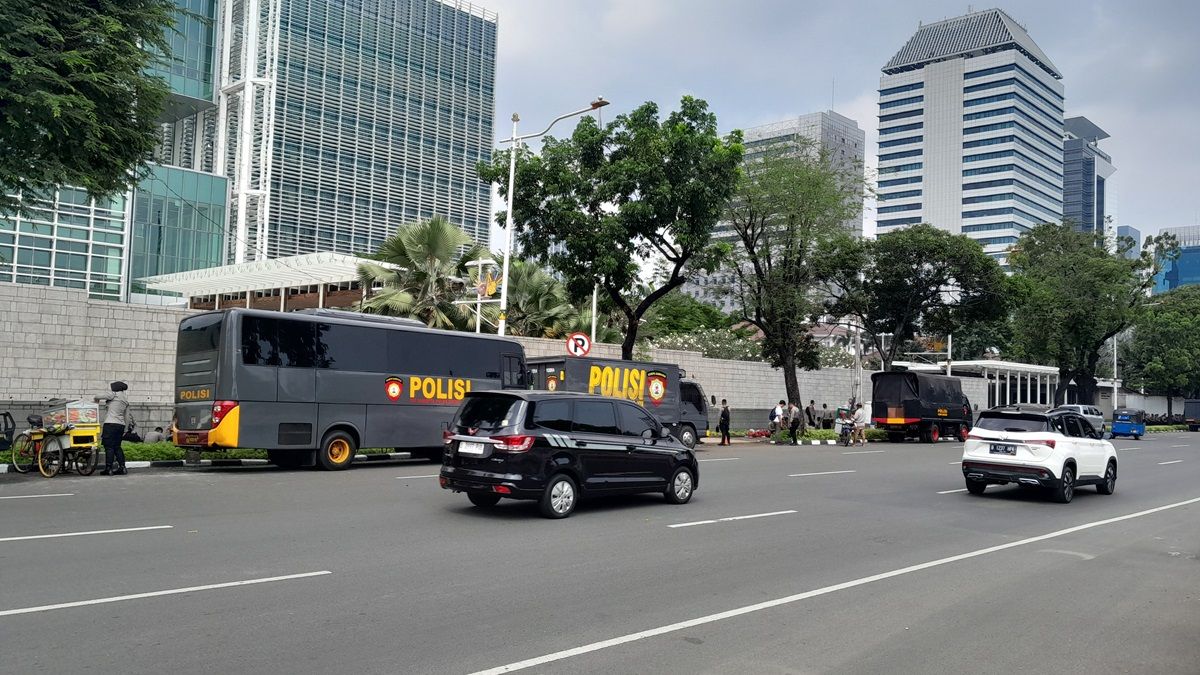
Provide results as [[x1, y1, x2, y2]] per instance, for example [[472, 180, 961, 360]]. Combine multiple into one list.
[[458, 441, 486, 456], [989, 443, 1016, 455]]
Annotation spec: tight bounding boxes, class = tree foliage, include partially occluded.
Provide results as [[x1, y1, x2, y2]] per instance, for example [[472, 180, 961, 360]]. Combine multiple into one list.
[[478, 96, 743, 359], [1122, 286, 1200, 400], [0, 0, 178, 215], [1007, 223, 1176, 404], [724, 139, 868, 403], [820, 223, 1009, 371], [645, 328, 761, 362], [638, 289, 730, 339], [357, 217, 484, 329]]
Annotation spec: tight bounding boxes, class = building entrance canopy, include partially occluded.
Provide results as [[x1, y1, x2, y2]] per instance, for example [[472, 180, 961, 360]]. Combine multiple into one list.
[[138, 252, 392, 297]]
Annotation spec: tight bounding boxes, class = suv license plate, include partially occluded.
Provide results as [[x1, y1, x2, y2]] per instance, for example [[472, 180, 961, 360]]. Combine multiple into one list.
[[458, 441, 486, 456], [989, 443, 1016, 455]]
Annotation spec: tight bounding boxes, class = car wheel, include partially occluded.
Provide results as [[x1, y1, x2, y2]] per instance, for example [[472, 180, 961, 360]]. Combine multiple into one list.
[[468, 492, 502, 508], [887, 433, 905, 443], [1096, 460, 1117, 495], [1053, 465, 1075, 503], [965, 479, 986, 495], [665, 467, 695, 504], [678, 425, 697, 449], [539, 474, 577, 519], [1133, 435, 1140, 441], [316, 431, 356, 471]]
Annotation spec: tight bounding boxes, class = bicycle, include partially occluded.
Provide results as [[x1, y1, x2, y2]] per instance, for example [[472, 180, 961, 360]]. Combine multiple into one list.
[[11, 415, 98, 477]]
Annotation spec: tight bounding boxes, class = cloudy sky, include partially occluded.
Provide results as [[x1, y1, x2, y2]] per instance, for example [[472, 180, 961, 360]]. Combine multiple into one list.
[[475, 0, 1198, 241]]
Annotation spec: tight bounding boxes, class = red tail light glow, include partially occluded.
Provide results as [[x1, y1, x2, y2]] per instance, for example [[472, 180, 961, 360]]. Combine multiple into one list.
[[442, 429, 453, 445], [1026, 438, 1057, 449], [211, 400, 238, 427], [491, 435, 535, 453], [494, 485, 512, 494]]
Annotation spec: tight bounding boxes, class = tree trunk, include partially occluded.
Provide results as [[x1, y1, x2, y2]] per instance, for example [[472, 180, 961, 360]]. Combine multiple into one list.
[[1167, 391, 1175, 417], [1053, 373, 1071, 406], [620, 318, 638, 360], [781, 351, 800, 406], [1075, 371, 1099, 406]]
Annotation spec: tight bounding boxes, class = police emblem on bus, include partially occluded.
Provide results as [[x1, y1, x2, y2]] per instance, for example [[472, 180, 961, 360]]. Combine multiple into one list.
[[546, 376, 558, 391], [385, 377, 404, 401], [647, 372, 667, 406]]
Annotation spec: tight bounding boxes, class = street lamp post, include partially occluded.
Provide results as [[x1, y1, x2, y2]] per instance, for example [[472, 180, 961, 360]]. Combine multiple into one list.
[[496, 97, 610, 336]]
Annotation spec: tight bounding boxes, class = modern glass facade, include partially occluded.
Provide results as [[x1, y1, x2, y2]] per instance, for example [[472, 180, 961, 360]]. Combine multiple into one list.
[[221, 0, 498, 263], [150, 0, 219, 106], [0, 189, 129, 301], [1062, 117, 1115, 235], [1155, 226, 1200, 293], [877, 9, 1064, 264], [129, 166, 228, 296]]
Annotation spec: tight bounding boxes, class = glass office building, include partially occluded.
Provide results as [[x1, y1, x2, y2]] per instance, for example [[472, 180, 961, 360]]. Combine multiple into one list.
[[877, 9, 1064, 265], [1155, 226, 1200, 293], [129, 166, 228, 296], [1063, 117, 1115, 235], [221, 0, 498, 262]]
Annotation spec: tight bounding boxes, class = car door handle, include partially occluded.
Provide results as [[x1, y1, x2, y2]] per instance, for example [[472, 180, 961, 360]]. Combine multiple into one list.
[[576, 440, 588, 447]]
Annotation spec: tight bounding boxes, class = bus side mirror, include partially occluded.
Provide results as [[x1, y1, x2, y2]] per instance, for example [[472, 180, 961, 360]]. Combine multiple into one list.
[[524, 370, 534, 388]]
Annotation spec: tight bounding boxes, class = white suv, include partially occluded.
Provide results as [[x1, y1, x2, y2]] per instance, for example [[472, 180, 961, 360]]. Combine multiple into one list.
[[1050, 404, 1107, 434], [961, 407, 1117, 503]]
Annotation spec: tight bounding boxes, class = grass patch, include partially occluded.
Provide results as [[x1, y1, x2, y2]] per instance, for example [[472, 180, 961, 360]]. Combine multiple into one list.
[[1147, 425, 1191, 433]]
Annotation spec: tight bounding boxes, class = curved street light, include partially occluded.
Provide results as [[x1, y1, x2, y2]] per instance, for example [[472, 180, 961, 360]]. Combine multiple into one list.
[[496, 97, 610, 336]]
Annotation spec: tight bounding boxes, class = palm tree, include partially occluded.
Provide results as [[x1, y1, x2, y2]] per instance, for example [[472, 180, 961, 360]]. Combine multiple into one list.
[[357, 217, 485, 329], [502, 260, 575, 337]]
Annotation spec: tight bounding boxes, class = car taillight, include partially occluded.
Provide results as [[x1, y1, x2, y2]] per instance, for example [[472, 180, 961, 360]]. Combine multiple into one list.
[[211, 400, 238, 427], [492, 435, 534, 453], [1026, 438, 1056, 449], [442, 429, 453, 445], [967, 431, 984, 440]]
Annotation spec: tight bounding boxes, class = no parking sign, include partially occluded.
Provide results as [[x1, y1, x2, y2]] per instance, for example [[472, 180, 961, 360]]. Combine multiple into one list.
[[566, 332, 591, 357]]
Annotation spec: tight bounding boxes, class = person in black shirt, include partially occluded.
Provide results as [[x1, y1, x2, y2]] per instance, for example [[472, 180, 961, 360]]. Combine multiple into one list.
[[718, 399, 731, 446]]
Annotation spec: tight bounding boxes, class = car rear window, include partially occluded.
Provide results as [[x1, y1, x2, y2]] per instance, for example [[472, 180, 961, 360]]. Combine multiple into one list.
[[975, 414, 1048, 432], [455, 396, 523, 432]]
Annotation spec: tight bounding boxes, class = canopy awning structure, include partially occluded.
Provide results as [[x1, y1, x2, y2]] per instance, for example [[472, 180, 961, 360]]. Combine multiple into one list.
[[139, 252, 396, 297]]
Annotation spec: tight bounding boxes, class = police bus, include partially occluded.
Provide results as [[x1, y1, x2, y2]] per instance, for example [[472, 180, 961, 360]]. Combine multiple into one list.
[[173, 308, 527, 469]]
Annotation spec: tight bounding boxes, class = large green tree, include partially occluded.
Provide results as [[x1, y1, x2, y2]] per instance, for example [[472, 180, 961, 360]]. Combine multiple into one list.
[[638, 289, 730, 339], [0, 0, 177, 215], [1007, 223, 1175, 405], [357, 217, 484, 329], [478, 96, 743, 359], [724, 139, 869, 403], [1122, 287, 1200, 413], [820, 223, 1009, 371]]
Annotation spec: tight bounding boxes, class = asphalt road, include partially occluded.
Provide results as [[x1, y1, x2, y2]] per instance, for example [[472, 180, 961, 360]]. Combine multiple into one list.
[[1, 433, 1198, 674]]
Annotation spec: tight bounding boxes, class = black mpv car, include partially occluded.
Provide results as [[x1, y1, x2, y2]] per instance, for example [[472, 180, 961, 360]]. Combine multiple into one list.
[[439, 391, 699, 518]]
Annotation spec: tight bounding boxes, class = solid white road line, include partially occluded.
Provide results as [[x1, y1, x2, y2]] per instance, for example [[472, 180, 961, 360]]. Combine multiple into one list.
[[937, 488, 969, 494], [698, 458, 740, 463], [1170, 444, 1189, 448], [394, 474, 440, 479], [843, 450, 885, 455], [0, 570, 332, 618], [668, 510, 796, 529], [1159, 460, 1184, 465], [788, 470, 856, 478], [0, 493, 74, 500], [948, 461, 963, 465], [0, 525, 172, 543], [471, 495, 1200, 675]]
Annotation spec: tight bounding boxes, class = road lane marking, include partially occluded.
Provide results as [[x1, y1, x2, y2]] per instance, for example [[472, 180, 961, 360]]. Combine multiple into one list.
[[948, 461, 963, 464], [1159, 460, 1184, 465], [788, 470, 856, 478], [0, 493, 74, 500], [698, 458, 740, 462], [1037, 549, 1095, 560], [471, 495, 1200, 674], [0, 525, 172, 543], [843, 450, 886, 455], [0, 570, 331, 617], [668, 510, 796, 529], [1170, 444, 1189, 448], [937, 488, 969, 494], [394, 474, 440, 479]]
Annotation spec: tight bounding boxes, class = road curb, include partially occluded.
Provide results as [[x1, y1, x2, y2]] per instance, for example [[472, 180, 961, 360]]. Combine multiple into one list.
[[0, 451, 416, 474]]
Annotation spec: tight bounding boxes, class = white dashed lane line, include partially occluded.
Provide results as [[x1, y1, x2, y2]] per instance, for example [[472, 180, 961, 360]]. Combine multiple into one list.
[[394, 474, 440, 479], [669, 510, 796, 529], [843, 450, 886, 455], [1159, 460, 1184, 466], [938, 488, 969, 494], [698, 458, 740, 463], [0, 525, 173, 543], [788, 470, 856, 478], [0, 493, 74, 500]]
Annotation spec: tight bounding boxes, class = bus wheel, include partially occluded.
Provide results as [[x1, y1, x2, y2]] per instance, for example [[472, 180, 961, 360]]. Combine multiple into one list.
[[678, 425, 697, 449], [318, 431, 356, 471], [268, 450, 305, 469]]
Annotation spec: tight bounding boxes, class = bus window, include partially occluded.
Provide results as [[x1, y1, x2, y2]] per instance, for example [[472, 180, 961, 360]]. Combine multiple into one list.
[[503, 355, 524, 388], [317, 322, 387, 371], [277, 319, 315, 368], [179, 313, 223, 356], [242, 315, 279, 366]]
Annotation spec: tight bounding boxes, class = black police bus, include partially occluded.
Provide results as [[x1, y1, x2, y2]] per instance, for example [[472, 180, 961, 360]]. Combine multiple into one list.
[[173, 308, 527, 469]]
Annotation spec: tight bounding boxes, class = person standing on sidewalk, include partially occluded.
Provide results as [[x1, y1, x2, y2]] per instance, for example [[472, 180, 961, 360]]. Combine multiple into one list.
[[788, 401, 803, 445], [805, 400, 818, 429], [94, 381, 134, 475], [821, 403, 834, 430], [851, 403, 867, 447], [718, 399, 731, 446]]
